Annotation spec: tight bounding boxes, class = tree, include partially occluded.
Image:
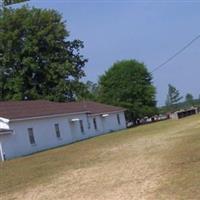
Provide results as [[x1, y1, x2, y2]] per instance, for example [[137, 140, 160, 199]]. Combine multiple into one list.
[[98, 60, 157, 121], [165, 84, 183, 110], [3, 0, 29, 6], [74, 81, 99, 101], [0, 6, 87, 101], [185, 93, 194, 106], [82, 81, 99, 100]]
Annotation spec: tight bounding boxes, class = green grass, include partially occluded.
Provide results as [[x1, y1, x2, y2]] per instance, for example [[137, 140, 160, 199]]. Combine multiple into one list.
[[1, 115, 200, 200]]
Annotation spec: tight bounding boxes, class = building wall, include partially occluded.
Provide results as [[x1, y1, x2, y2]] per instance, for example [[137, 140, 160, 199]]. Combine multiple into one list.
[[87, 112, 126, 136], [100, 112, 126, 133], [170, 108, 199, 120], [0, 111, 126, 160]]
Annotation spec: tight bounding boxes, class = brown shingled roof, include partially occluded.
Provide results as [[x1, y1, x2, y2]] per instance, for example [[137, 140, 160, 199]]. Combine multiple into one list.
[[0, 100, 125, 120]]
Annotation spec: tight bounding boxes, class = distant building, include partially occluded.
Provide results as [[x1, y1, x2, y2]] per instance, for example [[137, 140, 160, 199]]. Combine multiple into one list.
[[170, 107, 198, 120], [0, 100, 126, 161]]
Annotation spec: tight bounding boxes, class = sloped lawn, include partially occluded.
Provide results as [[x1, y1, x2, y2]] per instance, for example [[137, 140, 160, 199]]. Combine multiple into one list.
[[1, 114, 200, 200]]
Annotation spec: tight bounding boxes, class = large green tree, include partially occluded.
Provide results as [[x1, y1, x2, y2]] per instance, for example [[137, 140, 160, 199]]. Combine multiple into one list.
[[98, 60, 157, 120], [0, 6, 87, 101]]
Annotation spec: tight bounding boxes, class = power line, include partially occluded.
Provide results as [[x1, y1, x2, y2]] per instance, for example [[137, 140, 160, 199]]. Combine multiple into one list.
[[151, 34, 200, 73]]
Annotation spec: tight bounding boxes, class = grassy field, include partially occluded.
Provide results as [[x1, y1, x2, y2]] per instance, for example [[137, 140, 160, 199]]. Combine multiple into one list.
[[0, 114, 200, 200]]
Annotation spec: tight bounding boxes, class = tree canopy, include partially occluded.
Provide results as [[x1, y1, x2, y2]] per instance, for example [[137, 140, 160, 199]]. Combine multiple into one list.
[[98, 60, 157, 120], [185, 93, 194, 106], [0, 6, 87, 101], [77, 81, 99, 101], [2, 0, 29, 6]]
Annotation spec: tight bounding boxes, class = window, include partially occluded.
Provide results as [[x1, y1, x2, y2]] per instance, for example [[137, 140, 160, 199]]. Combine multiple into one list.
[[28, 128, 36, 145], [54, 123, 61, 138], [93, 118, 97, 130], [117, 114, 121, 125], [79, 120, 84, 133]]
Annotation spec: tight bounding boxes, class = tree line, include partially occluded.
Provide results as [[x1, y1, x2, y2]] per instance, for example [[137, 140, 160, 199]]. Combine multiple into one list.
[[159, 84, 200, 113], [0, 5, 198, 123]]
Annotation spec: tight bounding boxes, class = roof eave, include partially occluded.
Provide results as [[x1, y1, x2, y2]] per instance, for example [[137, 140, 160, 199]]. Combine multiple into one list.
[[89, 109, 126, 116], [9, 111, 90, 122]]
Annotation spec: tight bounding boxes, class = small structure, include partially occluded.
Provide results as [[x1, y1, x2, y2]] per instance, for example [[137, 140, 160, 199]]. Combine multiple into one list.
[[0, 100, 126, 161], [170, 107, 198, 119]]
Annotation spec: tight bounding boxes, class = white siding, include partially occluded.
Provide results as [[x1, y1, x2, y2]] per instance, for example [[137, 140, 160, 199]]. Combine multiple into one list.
[[0, 111, 126, 160]]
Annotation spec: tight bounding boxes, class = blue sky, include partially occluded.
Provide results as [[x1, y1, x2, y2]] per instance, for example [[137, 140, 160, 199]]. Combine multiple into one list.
[[15, 0, 200, 105]]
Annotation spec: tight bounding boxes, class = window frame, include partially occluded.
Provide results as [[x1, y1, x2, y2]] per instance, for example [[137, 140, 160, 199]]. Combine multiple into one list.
[[54, 123, 61, 139], [117, 114, 121, 125], [79, 120, 84, 134], [28, 128, 36, 145], [93, 118, 97, 130]]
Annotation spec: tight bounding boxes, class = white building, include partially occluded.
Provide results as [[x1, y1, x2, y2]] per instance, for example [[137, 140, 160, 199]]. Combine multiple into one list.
[[0, 100, 126, 161], [170, 107, 198, 119]]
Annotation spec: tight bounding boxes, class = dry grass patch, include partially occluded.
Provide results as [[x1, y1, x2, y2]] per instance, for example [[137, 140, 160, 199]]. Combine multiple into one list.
[[0, 115, 200, 200]]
